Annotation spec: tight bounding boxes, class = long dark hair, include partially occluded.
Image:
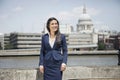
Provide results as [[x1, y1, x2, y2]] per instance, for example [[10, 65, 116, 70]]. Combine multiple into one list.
[[46, 17, 61, 46]]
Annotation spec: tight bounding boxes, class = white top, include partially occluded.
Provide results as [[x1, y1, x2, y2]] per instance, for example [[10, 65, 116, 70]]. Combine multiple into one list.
[[48, 33, 56, 48]]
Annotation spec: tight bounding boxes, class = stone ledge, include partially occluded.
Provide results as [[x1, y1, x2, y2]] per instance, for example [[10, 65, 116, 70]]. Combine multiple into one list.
[[69, 78, 120, 80], [0, 66, 120, 80], [0, 50, 118, 57]]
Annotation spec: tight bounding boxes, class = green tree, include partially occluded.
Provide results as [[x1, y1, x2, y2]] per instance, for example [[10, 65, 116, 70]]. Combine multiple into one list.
[[98, 42, 105, 50]]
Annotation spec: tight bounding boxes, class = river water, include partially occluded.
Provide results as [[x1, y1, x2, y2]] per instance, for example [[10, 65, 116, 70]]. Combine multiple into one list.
[[0, 55, 118, 68]]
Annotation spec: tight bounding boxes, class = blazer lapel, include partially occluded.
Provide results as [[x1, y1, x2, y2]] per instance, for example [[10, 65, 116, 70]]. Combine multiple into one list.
[[45, 34, 56, 49], [45, 34, 51, 49]]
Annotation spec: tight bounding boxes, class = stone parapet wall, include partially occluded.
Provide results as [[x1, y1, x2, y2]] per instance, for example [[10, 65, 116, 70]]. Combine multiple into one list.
[[0, 66, 120, 80], [63, 66, 120, 80], [0, 69, 37, 80]]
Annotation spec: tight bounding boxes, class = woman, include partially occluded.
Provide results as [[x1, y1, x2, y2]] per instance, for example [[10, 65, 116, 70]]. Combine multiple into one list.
[[39, 17, 68, 80]]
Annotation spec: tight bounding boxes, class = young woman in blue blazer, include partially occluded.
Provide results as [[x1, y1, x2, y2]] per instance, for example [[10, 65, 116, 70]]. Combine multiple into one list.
[[39, 17, 68, 80]]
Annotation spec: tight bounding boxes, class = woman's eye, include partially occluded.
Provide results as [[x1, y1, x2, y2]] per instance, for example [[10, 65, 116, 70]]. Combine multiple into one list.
[[51, 22, 57, 25], [55, 23, 58, 25], [51, 23, 54, 25]]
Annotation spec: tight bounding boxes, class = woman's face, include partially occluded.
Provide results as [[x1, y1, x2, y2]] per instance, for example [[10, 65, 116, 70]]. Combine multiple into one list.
[[49, 20, 58, 33]]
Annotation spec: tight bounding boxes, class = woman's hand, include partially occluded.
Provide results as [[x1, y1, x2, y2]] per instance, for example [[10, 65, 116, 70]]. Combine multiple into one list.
[[39, 65, 44, 73], [61, 63, 66, 71]]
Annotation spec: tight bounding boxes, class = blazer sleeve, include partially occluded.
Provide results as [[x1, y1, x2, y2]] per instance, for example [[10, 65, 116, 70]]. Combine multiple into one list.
[[62, 34, 68, 64], [39, 35, 45, 66]]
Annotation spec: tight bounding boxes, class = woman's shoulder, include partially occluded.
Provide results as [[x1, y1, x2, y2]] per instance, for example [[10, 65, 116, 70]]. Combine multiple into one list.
[[42, 33, 48, 37], [41, 33, 48, 39], [61, 33, 66, 38]]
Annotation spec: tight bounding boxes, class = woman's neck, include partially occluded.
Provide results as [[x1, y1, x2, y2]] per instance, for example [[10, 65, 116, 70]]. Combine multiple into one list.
[[50, 32, 55, 38]]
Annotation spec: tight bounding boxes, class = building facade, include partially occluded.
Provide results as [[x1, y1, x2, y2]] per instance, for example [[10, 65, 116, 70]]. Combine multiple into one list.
[[104, 33, 120, 50], [68, 32, 98, 51], [9, 33, 42, 49], [0, 33, 4, 49]]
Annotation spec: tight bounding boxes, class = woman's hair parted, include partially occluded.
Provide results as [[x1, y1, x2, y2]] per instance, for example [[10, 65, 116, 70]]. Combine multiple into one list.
[[46, 17, 61, 46]]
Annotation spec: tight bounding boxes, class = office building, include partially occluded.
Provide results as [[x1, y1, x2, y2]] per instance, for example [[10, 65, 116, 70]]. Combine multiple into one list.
[[9, 32, 42, 49]]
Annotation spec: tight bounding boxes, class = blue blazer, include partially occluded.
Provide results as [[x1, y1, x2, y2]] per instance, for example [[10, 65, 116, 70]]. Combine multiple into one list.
[[39, 33, 68, 66]]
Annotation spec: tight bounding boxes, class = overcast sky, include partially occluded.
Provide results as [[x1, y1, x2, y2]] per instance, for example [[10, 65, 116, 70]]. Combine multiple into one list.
[[0, 0, 120, 33]]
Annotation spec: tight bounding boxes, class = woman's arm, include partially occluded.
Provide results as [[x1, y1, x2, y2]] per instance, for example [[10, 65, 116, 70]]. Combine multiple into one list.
[[62, 34, 68, 64], [39, 35, 45, 73], [61, 34, 68, 71], [39, 35, 45, 66]]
